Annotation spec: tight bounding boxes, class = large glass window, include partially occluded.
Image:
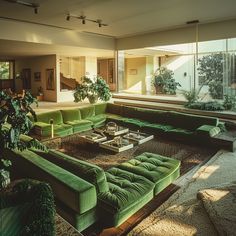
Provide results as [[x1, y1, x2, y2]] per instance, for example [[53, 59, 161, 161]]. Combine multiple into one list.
[[117, 37, 236, 109], [0, 61, 12, 80]]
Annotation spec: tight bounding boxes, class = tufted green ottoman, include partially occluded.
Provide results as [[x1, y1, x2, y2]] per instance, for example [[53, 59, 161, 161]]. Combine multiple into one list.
[[118, 152, 180, 195], [98, 167, 154, 227]]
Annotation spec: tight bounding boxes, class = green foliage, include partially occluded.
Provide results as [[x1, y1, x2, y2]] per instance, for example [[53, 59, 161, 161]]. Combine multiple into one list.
[[74, 76, 111, 103], [198, 53, 224, 99], [0, 90, 43, 151], [0, 179, 55, 236], [182, 89, 199, 106], [223, 95, 236, 110], [153, 67, 181, 95], [0, 159, 11, 169], [0, 62, 9, 80], [187, 101, 225, 111]]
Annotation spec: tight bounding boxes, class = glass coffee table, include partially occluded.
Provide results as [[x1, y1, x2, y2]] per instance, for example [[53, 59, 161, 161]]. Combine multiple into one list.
[[99, 136, 134, 152], [80, 132, 107, 144], [123, 130, 154, 144]]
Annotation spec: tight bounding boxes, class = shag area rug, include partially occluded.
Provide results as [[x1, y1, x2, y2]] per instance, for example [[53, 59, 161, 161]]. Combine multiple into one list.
[[128, 150, 236, 236], [60, 135, 216, 172], [197, 182, 236, 236], [55, 213, 82, 236]]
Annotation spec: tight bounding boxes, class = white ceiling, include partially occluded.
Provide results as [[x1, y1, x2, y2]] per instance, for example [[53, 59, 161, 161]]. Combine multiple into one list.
[[0, 0, 236, 58], [0, 0, 236, 38]]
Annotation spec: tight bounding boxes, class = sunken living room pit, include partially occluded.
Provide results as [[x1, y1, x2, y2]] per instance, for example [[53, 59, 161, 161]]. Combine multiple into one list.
[[6, 103, 222, 234]]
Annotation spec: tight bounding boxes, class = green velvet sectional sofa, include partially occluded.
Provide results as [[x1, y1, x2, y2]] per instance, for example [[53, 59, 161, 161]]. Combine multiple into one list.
[[32, 103, 221, 143], [8, 102, 222, 232], [6, 147, 180, 232]]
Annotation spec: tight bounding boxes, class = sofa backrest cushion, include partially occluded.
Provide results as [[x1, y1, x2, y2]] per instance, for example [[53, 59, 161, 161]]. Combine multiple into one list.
[[165, 111, 218, 130], [80, 106, 95, 119], [106, 103, 123, 116], [61, 109, 81, 123], [94, 103, 107, 115], [44, 150, 109, 193], [36, 110, 63, 125]]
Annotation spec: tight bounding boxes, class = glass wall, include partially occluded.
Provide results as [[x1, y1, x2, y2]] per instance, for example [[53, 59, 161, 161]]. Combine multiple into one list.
[[117, 38, 236, 110]]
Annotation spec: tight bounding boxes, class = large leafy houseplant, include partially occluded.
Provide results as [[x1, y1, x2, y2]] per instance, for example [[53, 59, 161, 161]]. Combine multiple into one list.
[[153, 67, 181, 95], [0, 90, 45, 189], [74, 76, 111, 104], [198, 53, 224, 99]]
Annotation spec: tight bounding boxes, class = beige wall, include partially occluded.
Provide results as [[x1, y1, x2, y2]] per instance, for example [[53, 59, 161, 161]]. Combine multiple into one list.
[[125, 57, 147, 93], [85, 57, 97, 78], [15, 55, 57, 101]]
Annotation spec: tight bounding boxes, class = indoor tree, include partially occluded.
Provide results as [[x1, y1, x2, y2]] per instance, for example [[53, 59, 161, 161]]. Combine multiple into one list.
[[197, 53, 224, 99]]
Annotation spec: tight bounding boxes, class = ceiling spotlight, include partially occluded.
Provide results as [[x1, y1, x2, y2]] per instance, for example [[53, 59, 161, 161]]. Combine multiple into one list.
[[66, 14, 70, 21], [3, 0, 40, 14], [78, 15, 86, 24], [96, 19, 108, 27], [34, 7, 38, 14]]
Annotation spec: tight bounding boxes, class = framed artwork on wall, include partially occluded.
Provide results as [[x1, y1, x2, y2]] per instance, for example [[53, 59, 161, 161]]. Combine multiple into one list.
[[34, 72, 41, 81], [22, 68, 31, 89], [46, 68, 55, 90]]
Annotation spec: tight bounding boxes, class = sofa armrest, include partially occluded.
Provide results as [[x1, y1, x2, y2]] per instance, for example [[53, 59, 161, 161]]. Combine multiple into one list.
[[196, 125, 221, 137], [5, 149, 97, 214]]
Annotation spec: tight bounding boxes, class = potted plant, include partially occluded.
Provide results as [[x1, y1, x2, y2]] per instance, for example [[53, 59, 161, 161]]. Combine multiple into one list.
[[0, 90, 45, 189], [74, 75, 111, 104], [153, 67, 181, 95], [36, 86, 44, 101]]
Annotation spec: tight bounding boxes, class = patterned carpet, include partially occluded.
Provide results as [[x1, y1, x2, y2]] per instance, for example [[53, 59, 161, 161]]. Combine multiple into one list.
[[60, 135, 217, 173], [55, 213, 82, 236]]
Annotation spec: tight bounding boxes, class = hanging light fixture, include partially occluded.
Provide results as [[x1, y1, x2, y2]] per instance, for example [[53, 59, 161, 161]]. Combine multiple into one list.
[[66, 13, 108, 27]]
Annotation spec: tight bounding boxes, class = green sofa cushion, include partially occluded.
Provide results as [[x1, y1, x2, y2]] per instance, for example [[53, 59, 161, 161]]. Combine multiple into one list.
[[118, 152, 180, 195], [80, 106, 95, 119], [196, 125, 221, 137], [87, 114, 107, 127], [36, 110, 63, 125], [165, 128, 193, 140], [53, 124, 73, 137], [143, 123, 174, 133], [61, 109, 81, 123], [43, 149, 109, 193], [123, 118, 149, 128], [5, 149, 97, 214], [94, 103, 107, 115], [98, 167, 154, 227], [165, 111, 219, 131], [33, 123, 73, 137], [65, 120, 93, 133]]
